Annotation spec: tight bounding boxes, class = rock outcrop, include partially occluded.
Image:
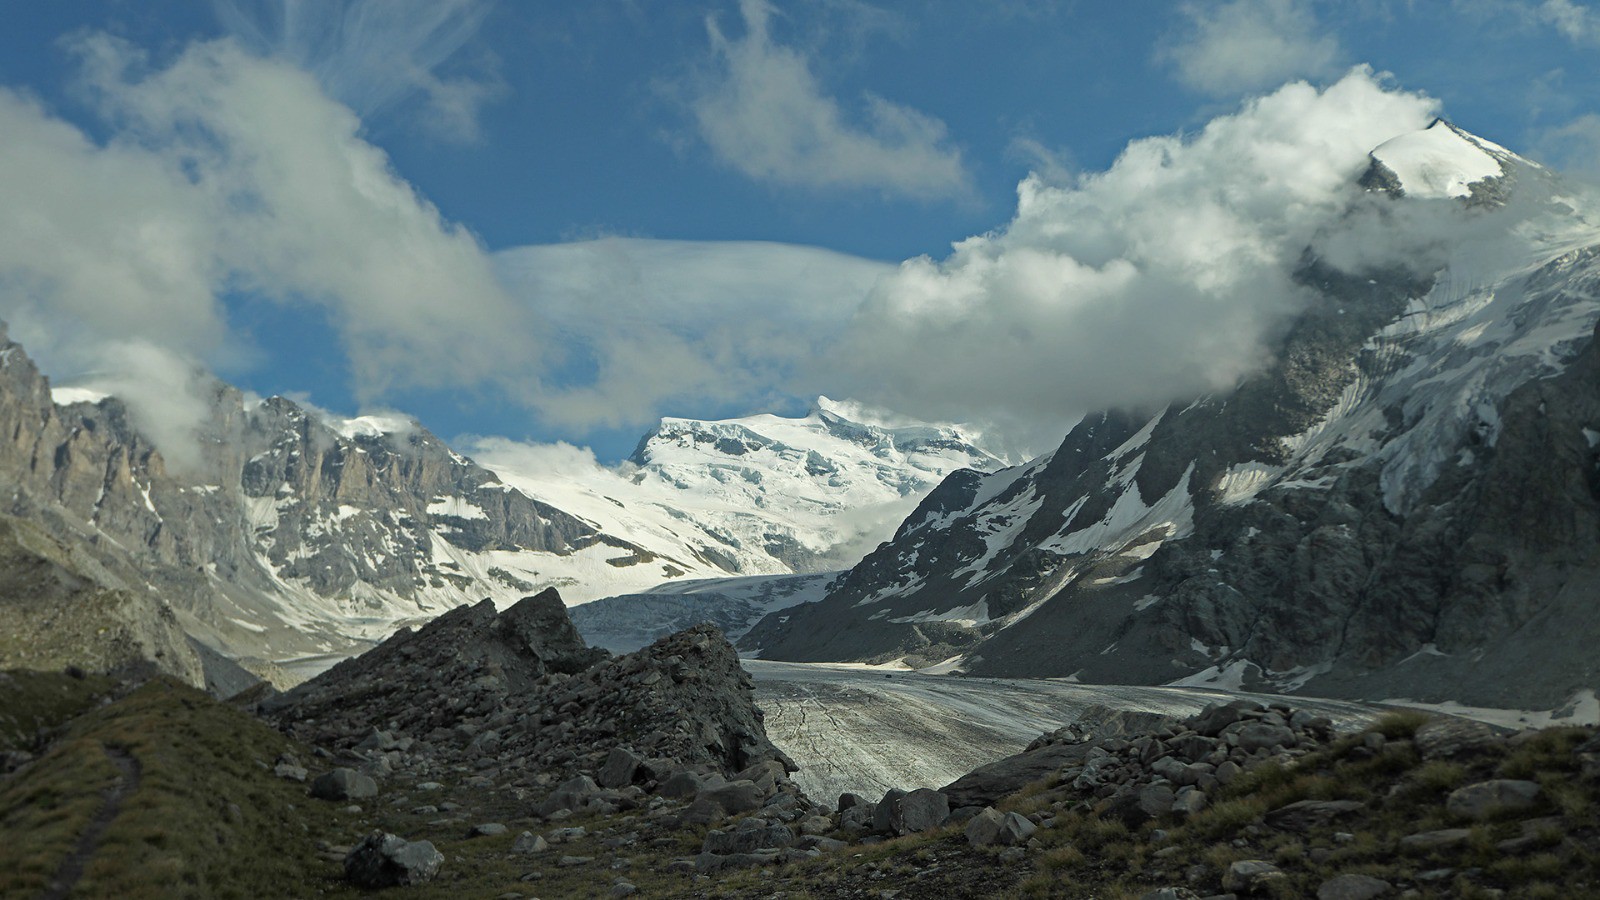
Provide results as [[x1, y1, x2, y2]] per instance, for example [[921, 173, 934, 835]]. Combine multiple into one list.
[[266, 590, 794, 802]]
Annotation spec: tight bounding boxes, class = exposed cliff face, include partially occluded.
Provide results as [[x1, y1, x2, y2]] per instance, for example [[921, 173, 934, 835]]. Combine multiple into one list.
[[745, 123, 1600, 710], [0, 332, 635, 667]]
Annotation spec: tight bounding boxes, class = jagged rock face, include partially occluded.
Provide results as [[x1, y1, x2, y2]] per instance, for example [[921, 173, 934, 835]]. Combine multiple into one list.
[[0, 333, 651, 665], [269, 593, 790, 783], [747, 123, 1600, 709]]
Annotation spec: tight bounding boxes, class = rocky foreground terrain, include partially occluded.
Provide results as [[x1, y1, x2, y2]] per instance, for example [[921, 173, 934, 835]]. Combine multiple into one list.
[[1, 594, 1599, 898]]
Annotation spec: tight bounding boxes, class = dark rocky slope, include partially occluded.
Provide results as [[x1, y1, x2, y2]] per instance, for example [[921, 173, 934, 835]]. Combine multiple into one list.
[[746, 123, 1600, 711]]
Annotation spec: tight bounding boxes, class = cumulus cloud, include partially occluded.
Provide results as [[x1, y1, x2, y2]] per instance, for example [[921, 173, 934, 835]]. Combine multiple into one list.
[[824, 68, 1438, 430], [1159, 0, 1343, 96], [685, 0, 971, 200], [493, 237, 891, 430], [214, 0, 501, 142], [0, 36, 537, 469]]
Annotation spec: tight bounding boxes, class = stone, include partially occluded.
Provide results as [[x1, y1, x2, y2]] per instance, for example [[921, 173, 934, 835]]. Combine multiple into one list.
[[698, 779, 764, 815], [311, 768, 378, 801], [344, 831, 444, 887], [1170, 788, 1207, 816], [838, 792, 870, 812], [703, 820, 794, 854], [1445, 779, 1541, 819], [610, 883, 637, 897], [872, 789, 908, 834], [1234, 723, 1297, 752], [1188, 703, 1243, 737], [597, 747, 643, 788], [1414, 718, 1498, 760], [1139, 889, 1202, 900], [1399, 828, 1473, 851], [964, 807, 1036, 847], [1265, 799, 1365, 832], [1223, 859, 1285, 893], [471, 823, 508, 837], [658, 770, 702, 800], [1317, 873, 1392, 900], [1137, 783, 1176, 819], [273, 762, 308, 782], [512, 831, 548, 854], [539, 774, 602, 816], [888, 788, 950, 835], [681, 797, 726, 825]]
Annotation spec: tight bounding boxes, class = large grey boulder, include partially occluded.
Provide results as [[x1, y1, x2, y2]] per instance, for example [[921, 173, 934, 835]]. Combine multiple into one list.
[[344, 831, 443, 887], [702, 819, 794, 855], [1446, 779, 1542, 819], [540, 774, 602, 816], [311, 768, 377, 801], [1414, 717, 1498, 760], [698, 779, 764, 815], [598, 747, 643, 788], [1317, 873, 1392, 900], [874, 787, 949, 835], [964, 807, 1036, 847], [1223, 859, 1285, 893], [1234, 723, 1297, 752]]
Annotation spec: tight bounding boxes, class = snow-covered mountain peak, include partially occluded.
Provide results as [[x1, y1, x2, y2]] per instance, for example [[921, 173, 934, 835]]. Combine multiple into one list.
[[1366, 119, 1523, 200]]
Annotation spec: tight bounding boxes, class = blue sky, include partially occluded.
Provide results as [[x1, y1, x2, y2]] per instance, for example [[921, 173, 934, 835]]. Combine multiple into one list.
[[4, 0, 1600, 462]]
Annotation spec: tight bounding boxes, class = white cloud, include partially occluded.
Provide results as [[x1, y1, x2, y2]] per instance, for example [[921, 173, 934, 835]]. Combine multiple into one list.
[[1535, 0, 1600, 41], [0, 36, 538, 466], [493, 237, 891, 430], [1159, 0, 1343, 96], [824, 68, 1438, 431], [686, 0, 971, 200], [1536, 113, 1600, 180], [214, 0, 501, 142]]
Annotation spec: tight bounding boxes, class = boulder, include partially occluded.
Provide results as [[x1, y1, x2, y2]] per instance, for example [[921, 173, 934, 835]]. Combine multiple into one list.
[[344, 831, 444, 887], [1445, 779, 1541, 820], [873, 787, 949, 835], [597, 747, 643, 788], [1223, 859, 1285, 893], [311, 768, 377, 801], [657, 769, 702, 799], [1265, 799, 1364, 832], [702, 819, 794, 855], [1234, 723, 1297, 752], [1399, 828, 1472, 851], [1317, 873, 1392, 900], [469, 823, 507, 837], [540, 774, 602, 816], [512, 831, 548, 854], [964, 807, 1036, 847], [1188, 703, 1243, 737], [1413, 718, 1497, 760], [872, 788, 907, 834], [697, 779, 764, 815]]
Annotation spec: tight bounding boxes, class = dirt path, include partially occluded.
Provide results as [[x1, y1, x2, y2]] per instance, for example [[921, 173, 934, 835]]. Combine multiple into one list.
[[39, 744, 140, 900]]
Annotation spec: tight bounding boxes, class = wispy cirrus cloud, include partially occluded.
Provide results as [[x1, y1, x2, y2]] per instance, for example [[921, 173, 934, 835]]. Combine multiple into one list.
[[213, 0, 502, 141]]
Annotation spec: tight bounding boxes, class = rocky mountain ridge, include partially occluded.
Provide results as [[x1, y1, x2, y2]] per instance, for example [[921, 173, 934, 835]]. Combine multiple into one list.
[[745, 120, 1600, 712], [0, 326, 999, 682]]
